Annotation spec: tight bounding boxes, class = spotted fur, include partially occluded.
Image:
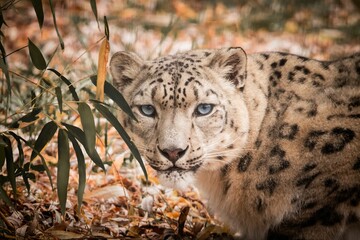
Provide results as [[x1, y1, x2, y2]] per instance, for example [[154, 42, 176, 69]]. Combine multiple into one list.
[[110, 47, 360, 240]]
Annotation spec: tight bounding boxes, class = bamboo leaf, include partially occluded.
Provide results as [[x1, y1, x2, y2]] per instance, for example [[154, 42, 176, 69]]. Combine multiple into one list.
[[62, 123, 85, 144], [2, 136, 16, 199], [8, 132, 24, 167], [48, 68, 79, 101], [22, 171, 36, 194], [92, 102, 147, 180], [0, 8, 8, 27], [0, 145, 5, 169], [57, 129, 70, 216], [10, 107, 43, 129], [30, 121, 58, 161], [0, 40, 8, 65], [0, 135, 6, 170], [26, 173, 36, 181], [68, 134, 86, 212], [96, 38, 110, 102], [0, 57, 10, 97], [31, 0, 44, 29], [63, 123, 105, 171], [48, 0, 64, 49], [0, 137, 7, 147], [16, 135, 54, 189], [104, 121, 108, 161], [0, 40, 11, 101], [24, 162, 30, 171], [30, 164, 45, 172], [78, 102, 96, 153], [90, 0, 98, 24], [104, 16, 110, 40], [90, 76, 137, 121], [28, 38, 47, 70], [37, 154, 54, 189], [55, 86, 63, 113], [30, 90, 37, 107]]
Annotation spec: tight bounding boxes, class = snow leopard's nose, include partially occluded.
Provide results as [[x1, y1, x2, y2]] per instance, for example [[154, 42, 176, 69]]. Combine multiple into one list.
[[158, 146, 188, 163]]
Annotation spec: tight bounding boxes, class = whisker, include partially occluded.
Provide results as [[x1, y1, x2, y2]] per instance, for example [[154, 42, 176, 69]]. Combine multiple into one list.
[[204, 132, 246, 152], [201, 131, 257, 162]]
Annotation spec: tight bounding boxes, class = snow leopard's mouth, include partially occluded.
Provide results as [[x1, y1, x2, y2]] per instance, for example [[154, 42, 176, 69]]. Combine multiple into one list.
[[155, 167, 198, 190], [144, 154, 204, 176], [151, 164, 202, 173]]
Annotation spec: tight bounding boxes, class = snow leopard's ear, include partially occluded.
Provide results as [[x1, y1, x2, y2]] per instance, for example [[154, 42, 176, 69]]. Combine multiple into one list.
[[110, 51, 144, 90], [208, 47, 247, 90]]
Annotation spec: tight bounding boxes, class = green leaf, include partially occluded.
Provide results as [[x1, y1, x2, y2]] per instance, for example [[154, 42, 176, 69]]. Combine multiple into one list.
[[2, 136, 16, 199], [0, 136, 7, 147], [10, 107, 43, 129], [92, 102, 147, 180], [24, 162, 30, 171], [30, 90, 37, 107], [26, 172, 36, 181], [90, 75, 137, 121], [23, 172, 36, 194], [63, 123, 105, 171], [30, 121, 58, 161], [0, 176, 8, 185], [22, 172, 31, 194], [0, 186, 13, 207], [90, 0, 98, 24], [0, 138, 6, 170], [30, 164, 46, 172], [68, 134, 86, 212], [55, 86, 62, 113], [0, 40, 11, 102], [48, 68, 79, 101], [104, 16, 109, 40], [0, 148, 4, 169], [0, 8, 8, 27], [22, 171, 36, 194], [0, 38, 8, 65], [57, 129, 70, 216], [31, 0, 44, 29], [104, 121, 108, 161], [78, 103, 96, 154], [28, 38, 47, 70], [39, 155, 54, 188], [48, 0, 64, 50], [8, 132, 24, 167], [15, 135, 54, 189]]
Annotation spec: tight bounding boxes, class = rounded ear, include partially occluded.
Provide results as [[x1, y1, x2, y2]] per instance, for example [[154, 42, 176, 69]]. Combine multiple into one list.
[[208, 47, 247, 90], [110, 51, 144, 89]]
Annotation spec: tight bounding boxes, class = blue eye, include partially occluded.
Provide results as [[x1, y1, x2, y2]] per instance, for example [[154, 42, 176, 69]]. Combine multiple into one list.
[[139, 105, 156, 117], [195, 104, 214, 116]]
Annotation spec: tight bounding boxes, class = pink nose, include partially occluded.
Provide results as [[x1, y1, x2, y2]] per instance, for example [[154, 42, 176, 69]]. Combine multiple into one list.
[[159, 147, 188, 163]]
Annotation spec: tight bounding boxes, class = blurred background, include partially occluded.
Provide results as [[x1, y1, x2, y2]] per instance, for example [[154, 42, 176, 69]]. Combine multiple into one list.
[[0, 0, 359, 239], [4, 0, 360, 62]]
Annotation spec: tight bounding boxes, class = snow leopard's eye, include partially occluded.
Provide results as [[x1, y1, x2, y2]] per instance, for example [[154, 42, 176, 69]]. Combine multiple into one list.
[[139, 105, 156, 117], [195, 104, 214, 116]]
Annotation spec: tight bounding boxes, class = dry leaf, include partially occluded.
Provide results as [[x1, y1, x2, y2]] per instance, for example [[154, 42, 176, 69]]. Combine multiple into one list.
[[84, 184, 129, 200], [96, 38, 110, 102], [172, 0, 197, 19]]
